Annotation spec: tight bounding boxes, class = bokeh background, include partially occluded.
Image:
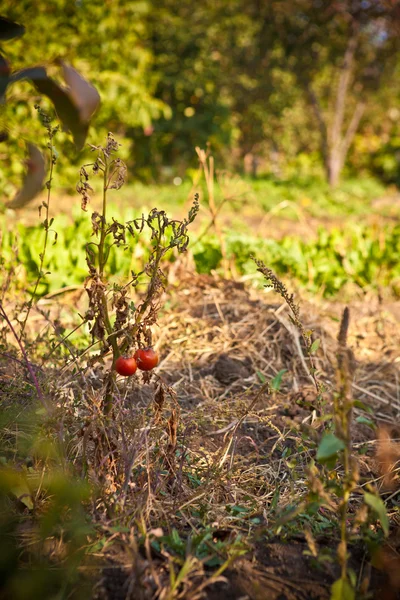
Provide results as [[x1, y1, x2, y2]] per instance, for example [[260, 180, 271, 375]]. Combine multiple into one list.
[[2, 0, 400, 183]]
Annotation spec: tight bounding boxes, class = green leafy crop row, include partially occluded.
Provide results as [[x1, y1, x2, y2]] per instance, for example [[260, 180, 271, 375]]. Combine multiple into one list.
[[1, 212, 399, 298], [1, 209, 148, 296], [194, 224, 400, 297]]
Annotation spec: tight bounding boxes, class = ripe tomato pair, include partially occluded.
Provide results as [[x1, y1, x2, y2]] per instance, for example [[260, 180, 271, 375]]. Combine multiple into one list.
[[115, 347, 159, 376]]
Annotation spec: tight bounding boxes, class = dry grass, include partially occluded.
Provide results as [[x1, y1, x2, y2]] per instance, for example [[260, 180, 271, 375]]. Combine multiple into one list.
[[1, 264, 400, 599]]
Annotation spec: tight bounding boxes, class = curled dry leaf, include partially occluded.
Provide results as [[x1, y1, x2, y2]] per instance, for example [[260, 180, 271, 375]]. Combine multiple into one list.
[[10, 64, 98, 150], [7, 143, 46, 209], [376, 426, 400, 490], [61, 62, 100, 122]]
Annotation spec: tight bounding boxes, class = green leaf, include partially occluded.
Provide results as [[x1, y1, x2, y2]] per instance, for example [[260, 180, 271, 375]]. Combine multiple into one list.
[[310, 339, 321, 354], [355, 415, 375, 429], [10, 481, 34, 510], [364, 492, 389, 537], [316, 433, 345, 463], [353, 400, 373, 414], [171, 528, 183, 547], [257, 370, 266, 383], [271, 369, 287, 391], [330, 577, 355, 600], [230, 505, 249, 515]]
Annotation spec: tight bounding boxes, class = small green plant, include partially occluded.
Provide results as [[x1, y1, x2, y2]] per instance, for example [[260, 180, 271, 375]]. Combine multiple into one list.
[[19, 106, 59, 338], [253, 257, 324, 405], [253, 259, 390, 597], [315, 308, 389, 599]]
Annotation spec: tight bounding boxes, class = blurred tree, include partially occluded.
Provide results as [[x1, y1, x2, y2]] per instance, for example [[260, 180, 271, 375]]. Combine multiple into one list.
[[140, 0, 307, 176], [134, 0, 232, 178], [273, 0, 400, 186], [1, 0, 400, 186]]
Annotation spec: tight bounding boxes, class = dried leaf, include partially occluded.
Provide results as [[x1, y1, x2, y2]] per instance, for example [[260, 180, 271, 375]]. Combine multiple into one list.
[[33, 73, 88, 149], [10, 66, 90, 149], [7, 143, 46, 209], [61, 62, 100, 122], [0, 53, 10, 101], [0, 16, 25, 41]]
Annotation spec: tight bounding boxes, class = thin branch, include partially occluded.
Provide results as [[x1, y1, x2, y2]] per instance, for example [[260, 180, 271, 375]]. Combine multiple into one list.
[[331, 27, 359, 151], [306, 84, 329, 170], [340, 101, 366, 157]]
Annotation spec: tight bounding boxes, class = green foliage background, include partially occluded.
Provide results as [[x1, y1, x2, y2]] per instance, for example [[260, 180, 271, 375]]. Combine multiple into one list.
[[1, 0, 400, 191]]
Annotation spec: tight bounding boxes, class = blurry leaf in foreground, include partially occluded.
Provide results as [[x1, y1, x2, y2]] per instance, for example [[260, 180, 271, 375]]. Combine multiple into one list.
[[7, 144, 45, 209], [0, 16, 25, 41], [364, 492, 389, 537], [33, 74, 88, 150], [10, 481, 33, 510], [61, 62, 100, 122], [331, 577, 355, 600], [0, 53, 10, 101], [0, 467, 34, 510], [10, 64, 97, 149], [316, 432, 345, 464]]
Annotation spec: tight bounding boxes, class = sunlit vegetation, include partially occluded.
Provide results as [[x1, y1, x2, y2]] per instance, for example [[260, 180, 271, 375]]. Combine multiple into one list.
[[1, 4, 400, 600]]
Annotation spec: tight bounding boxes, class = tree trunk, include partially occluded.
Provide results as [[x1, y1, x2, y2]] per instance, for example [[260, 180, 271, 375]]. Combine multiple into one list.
[[327, 152, 343, 188], [302, 23, 366, 187]]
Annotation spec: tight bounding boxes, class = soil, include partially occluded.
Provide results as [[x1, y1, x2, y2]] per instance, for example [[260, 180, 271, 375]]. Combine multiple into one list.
[[94, 539, 398, 600], [1, 270, 400, 600], [80, 273, 400, 599]]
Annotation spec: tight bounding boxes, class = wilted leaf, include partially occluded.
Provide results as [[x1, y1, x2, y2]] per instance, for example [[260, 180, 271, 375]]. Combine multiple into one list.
[[9, 66, 50, 84], [10, 66, 91, 149], [316, 432, 345, 463], [33, 75, 88, 149], [0, 16, 25, 40], [7, 143, 46, 209], [364, 492, 389, 536], [61, 62, 100, 122]]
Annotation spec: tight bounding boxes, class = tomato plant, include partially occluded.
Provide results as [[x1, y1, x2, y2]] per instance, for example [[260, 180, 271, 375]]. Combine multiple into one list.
[[115, 356, 137, 376], [134, 348, 159, 371]]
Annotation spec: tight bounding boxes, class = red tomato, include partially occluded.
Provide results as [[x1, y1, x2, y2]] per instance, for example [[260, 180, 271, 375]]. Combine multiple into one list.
[[115, 356, 137, 376], [134, 347, 159, 371]]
